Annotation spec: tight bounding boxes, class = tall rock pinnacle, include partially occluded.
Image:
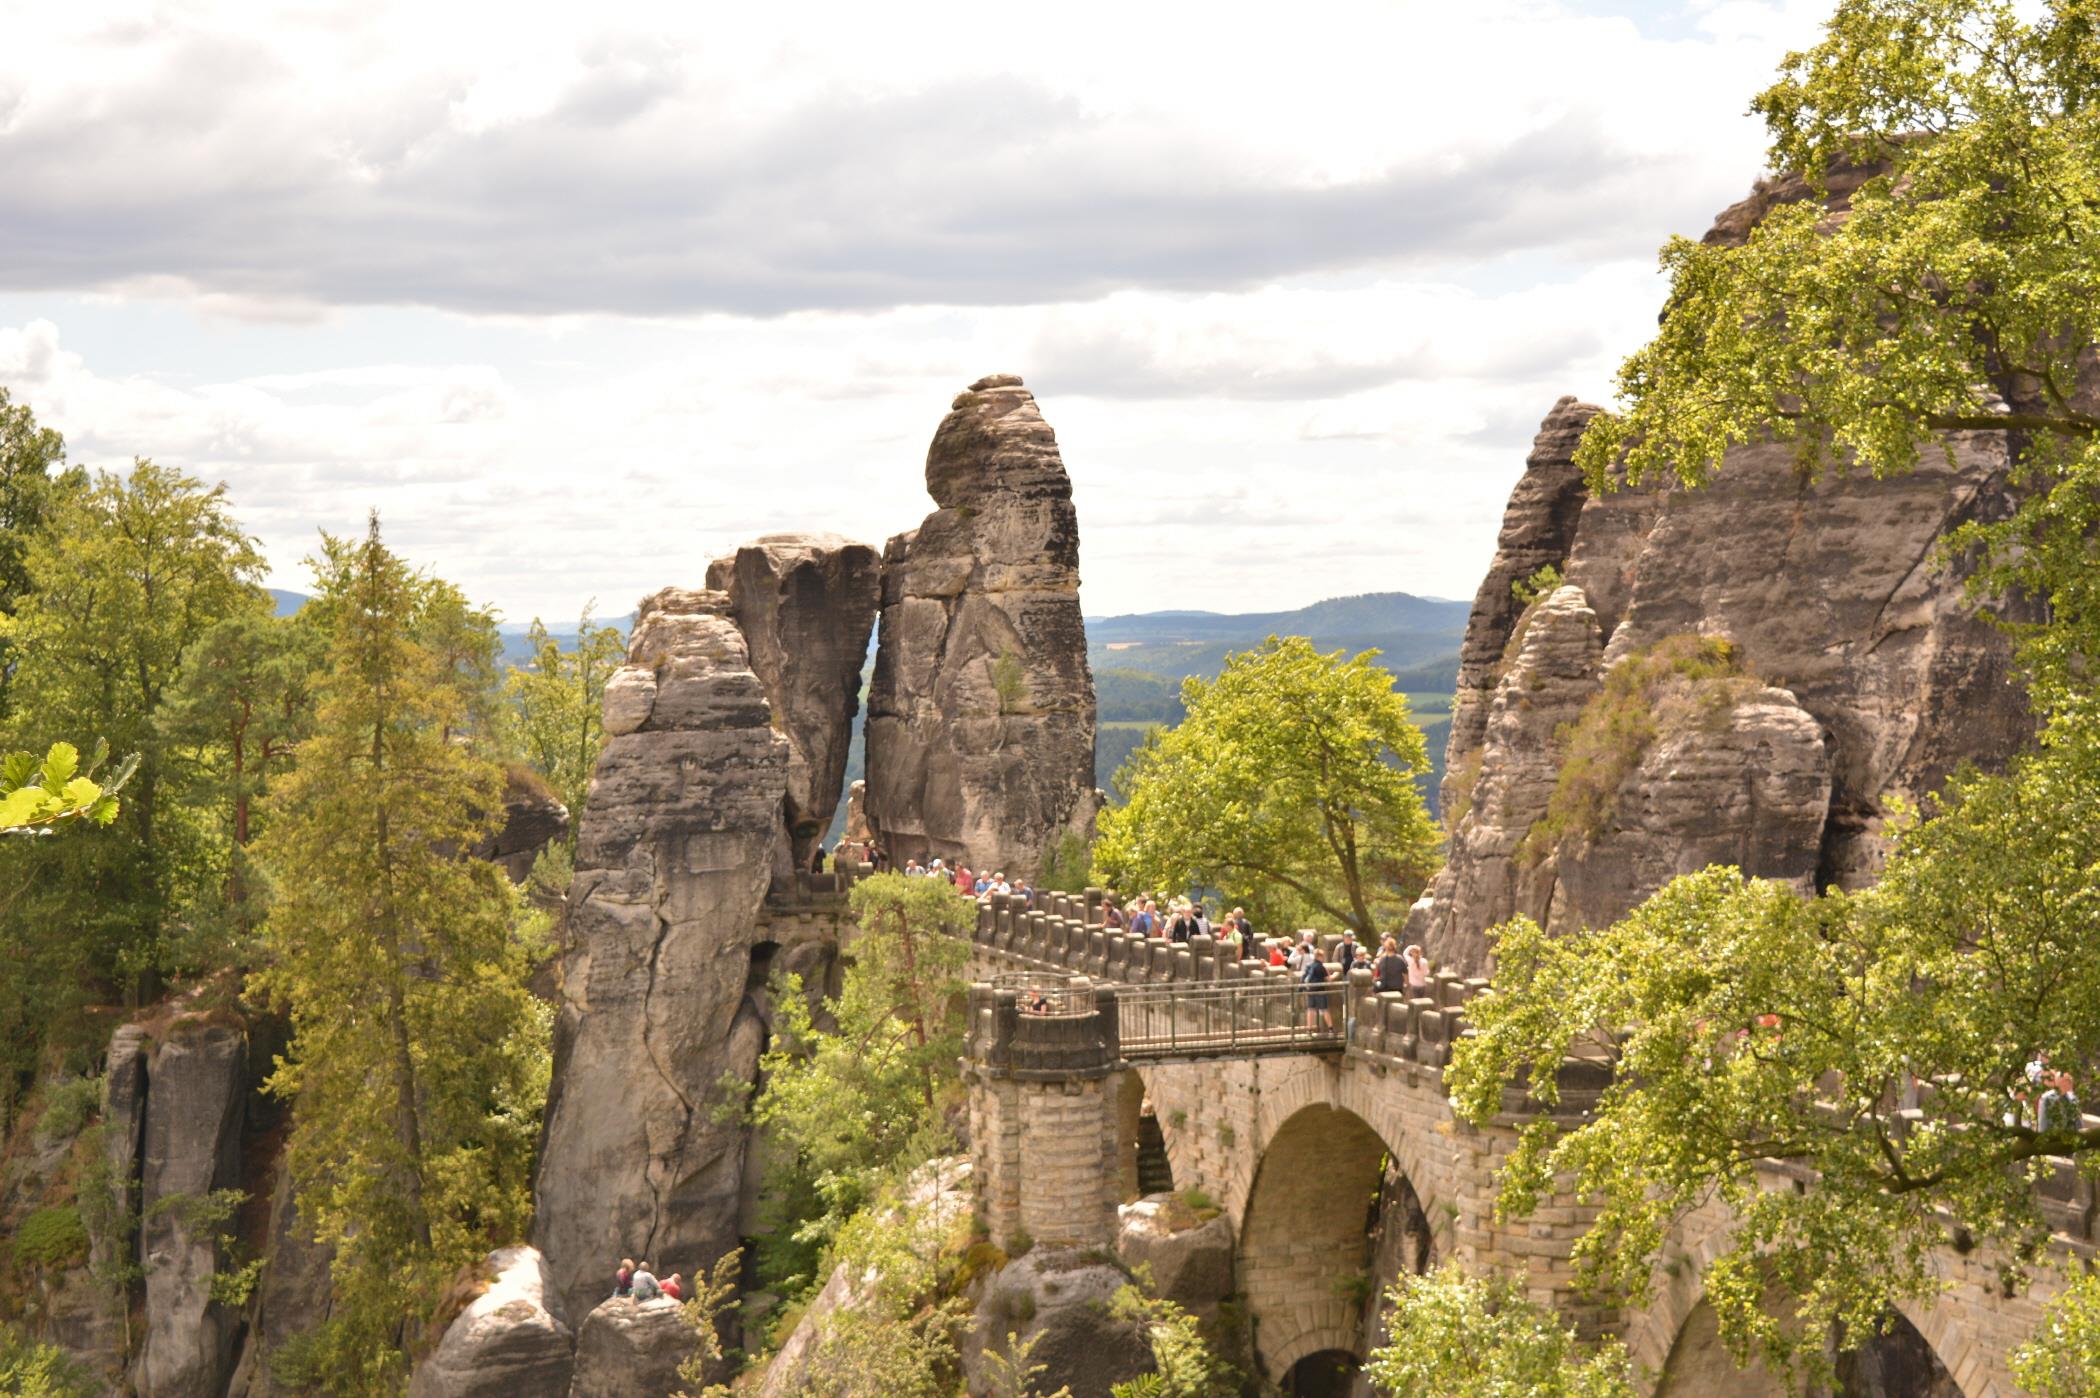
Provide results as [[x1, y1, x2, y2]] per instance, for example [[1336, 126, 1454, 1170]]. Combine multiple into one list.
[[863, 374, 1099, 881]]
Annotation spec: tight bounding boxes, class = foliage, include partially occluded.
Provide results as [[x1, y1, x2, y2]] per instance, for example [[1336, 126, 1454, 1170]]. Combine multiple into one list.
[[503, 609, 624, 850], [35, 1073, 102, 1142], [673, 1247, 744, 1398], [992, 650, 1029, 712], [1037, 828, 1093, 894], [1519, 635, 1749, 861], [1362, 1265, 1636, 1398], [0, 385, 78, 721], [1469, 1, 2100, 1387], [2016, 1268, 2100, 1398], [1453, 692, 2100, 1385], [0, 461, 266, 1090], [775, 1175, 970, 1398], [11, 1206, 88, 1269], [0, 740, 134, 834], [984, 1327, 1074, 1398], [1094, 636, 1440, 938], [1511, 563, 1565, 610], [252, 517, 550, 1392], [1108, 1284, 1238, 1398], [0, 1324, 98, 1398], [744, 872, 972, 1300]]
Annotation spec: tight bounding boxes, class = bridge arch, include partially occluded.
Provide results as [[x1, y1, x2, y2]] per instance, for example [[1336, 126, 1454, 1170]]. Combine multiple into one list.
[[1238, 1099, 1439, 1381], [1112, 1067, 1177, 1201], [1636, 1221, 1973, 1398]]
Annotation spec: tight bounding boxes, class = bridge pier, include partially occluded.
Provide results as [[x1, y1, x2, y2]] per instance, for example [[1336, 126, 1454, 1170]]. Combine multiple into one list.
[[963, 981, 1124, 1251]]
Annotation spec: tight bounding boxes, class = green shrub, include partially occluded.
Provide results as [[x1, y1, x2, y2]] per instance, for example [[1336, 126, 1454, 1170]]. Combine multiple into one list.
[[0, 1324, 98, 1398], [13, 1206, 88, 1269], [35, 1075, 101, 1143], [992, 651, 1029, 713], [1521, 634, 1752, 863], [1511, 563, 1565, 610]]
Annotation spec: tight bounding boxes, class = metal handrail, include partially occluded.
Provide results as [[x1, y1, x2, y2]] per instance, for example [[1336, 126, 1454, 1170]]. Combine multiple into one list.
[[1117, 978, 1350, 1060], [993, 972, 1095, 1018]]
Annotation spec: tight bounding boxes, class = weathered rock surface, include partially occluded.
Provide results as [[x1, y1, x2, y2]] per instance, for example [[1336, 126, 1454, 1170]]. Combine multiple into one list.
[[706, 533, 881, 878], [481, 765, 571, 883], [864, 374, 1098, 881], [231, 1166, 336, 1396], [139, 1016, 248, 1398], [1114, 1195, 1233, 1315], [1417, 265, 2029, 972], [966, 1248, 1154, 1398], [409, 1246, 574, 1398], [1550, 681, 1831, 935], [533, 587, 790, 1328], [566, 1297, 692, 1398]]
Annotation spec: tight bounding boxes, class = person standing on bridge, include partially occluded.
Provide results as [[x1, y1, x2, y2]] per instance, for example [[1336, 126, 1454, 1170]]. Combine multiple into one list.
[[1375, 937, 1407, 993], [1302, 945, 1333, 1030], [1403, 943, 1432, 995]]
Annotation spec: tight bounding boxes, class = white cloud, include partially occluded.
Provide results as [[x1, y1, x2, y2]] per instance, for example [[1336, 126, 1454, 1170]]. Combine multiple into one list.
[[0, 0, 1840, 621]]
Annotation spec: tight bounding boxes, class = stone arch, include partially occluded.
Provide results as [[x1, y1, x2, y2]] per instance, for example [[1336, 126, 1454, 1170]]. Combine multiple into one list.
[[1639, 1230, 1973, 1398], [1238, 1101, 1434, 1380], [1112, 1067, 1176, 1202]]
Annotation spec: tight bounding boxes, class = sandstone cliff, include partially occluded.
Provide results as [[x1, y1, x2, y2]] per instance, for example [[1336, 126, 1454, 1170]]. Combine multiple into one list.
[[1414, 400, 2029, 973], [864, 374, 1098, 881], [705, 534, 881, 879], [533, 586, 790, 1327]]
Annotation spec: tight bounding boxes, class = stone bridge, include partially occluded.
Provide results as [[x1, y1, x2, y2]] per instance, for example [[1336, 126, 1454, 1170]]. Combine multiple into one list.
[[949, 886, 2096, 1397]]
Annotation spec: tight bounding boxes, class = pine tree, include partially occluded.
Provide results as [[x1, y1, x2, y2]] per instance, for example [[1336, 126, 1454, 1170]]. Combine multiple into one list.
[[254, 517, 547, 1393]]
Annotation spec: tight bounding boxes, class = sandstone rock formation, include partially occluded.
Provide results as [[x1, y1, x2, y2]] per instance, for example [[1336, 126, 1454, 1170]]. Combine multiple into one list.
[[481, 766, 571, 883], [1114, 1195, 1233, 1317], [408, 1246, 574, 1398], [705, 533, 881, 878], [965, 1248, 1154, 1398], [864, 374, 1098, 881], [533, 587, 790, 1328], [1415, 398, 2028, 973], [566, 1298, 693, 1398], [139, 1016, 248, 1398]]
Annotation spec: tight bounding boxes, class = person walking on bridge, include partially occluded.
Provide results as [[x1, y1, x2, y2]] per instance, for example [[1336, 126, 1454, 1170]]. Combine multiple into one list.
[[1301, 946, 1333, 1030]]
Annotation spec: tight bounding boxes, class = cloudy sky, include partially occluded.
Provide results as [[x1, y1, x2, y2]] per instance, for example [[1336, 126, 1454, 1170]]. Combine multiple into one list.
[[0, 0, 1833, 624]]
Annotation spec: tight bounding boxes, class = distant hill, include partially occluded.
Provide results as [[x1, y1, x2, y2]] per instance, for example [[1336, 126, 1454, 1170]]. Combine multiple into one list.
[[1084, 591, 1466, 815], [269, 588, 308, 617]]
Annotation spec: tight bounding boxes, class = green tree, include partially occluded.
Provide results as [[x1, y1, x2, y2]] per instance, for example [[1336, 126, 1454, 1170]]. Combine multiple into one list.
[[504, 610, 624, 849], [252, 518, 548, 1392], [1093, 636, 1440, 938], [156, 612, 324, 958], [1444, 3, 2100, 1388], [744, 872, 972, 1300], [1107, 1284, 1239, 1398], [1361, 1266, 1635, 1398], [0, 386, 79, 719]]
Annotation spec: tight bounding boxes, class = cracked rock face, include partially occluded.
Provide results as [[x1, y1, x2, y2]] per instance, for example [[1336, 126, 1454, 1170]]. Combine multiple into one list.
[[532, 587, 789, 1328], [407, 1246, 573, 1398], [1413, 401, 2029, 974], [864, 374, 1098, 880], [705, 533, 881, 877], [138, 1017, 248, 1398]]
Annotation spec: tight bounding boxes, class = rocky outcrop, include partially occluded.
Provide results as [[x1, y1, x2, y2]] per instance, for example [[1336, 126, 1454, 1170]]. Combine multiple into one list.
[[533, 587, 790, 1328], [1114, 1195, 1233, 1319], [705, 533, 881, 878], [231, 1167, 336, 1396], [966, 1248, 1154, 1398], [1417, 392, 2028, 973], [408, 1246, 574, 1398], [864, 374, 1098, 881], [566, 1297, 692, 1398], [139, 1016, 248, 1398], [481, 766, 571, 883]]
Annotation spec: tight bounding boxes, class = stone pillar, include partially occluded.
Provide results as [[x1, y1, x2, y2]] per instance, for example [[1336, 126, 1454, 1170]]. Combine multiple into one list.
[[962, 982, 1122, 1251]]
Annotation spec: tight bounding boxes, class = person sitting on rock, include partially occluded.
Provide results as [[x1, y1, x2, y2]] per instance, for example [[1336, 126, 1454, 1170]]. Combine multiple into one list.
[[662, 1273, 684, 1302], [613, 1257, 635, 1298], [631, 1261, 662, 1301]]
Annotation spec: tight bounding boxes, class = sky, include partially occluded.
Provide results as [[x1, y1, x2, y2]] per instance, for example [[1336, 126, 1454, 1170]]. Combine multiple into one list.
[[0, 0, 1836, 624]]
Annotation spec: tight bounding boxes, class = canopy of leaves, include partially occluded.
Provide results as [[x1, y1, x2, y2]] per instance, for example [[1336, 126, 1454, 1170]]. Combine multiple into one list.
[[1093, 636, 1440, 938], [503, 610, 624, 850], [1361, 1265, 1635, 1398]]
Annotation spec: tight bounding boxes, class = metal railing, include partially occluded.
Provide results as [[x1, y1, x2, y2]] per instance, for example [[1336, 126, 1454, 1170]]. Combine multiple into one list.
[[1116, 979, 1350, 1060], [994, 972, 1096, 1018]]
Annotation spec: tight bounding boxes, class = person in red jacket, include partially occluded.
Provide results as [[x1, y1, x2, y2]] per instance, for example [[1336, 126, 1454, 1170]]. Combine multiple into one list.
[[662, 1272, 684, 1302]]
